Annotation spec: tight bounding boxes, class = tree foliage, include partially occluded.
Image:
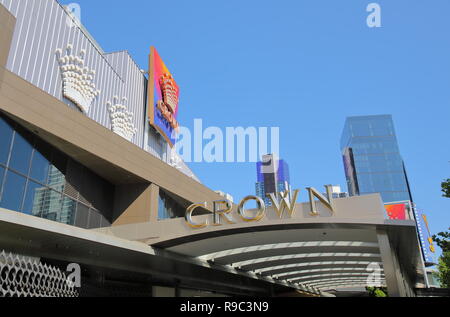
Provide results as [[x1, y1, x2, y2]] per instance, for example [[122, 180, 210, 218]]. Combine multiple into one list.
[[366, 287, 388, 297], [433, 228, 450, 253], [436, 252, 450, 288], [433, 228, 450, 288], [442, 179, 450, 198]]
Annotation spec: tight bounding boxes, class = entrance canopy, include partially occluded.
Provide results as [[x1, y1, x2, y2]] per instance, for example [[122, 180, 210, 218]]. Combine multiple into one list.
[[101, 194, 427, 296]]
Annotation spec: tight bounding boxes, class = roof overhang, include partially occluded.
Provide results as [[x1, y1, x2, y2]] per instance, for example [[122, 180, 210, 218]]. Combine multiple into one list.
[[0, 208, 319, 296], [97, 194, 427, 293]]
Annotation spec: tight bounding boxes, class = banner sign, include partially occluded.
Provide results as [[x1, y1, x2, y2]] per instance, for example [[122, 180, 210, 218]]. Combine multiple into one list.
[[148, 47, 180, 147]]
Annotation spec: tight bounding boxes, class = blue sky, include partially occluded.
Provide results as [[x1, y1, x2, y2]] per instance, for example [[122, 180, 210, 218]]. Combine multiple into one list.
[[60, 0, 450, 255]]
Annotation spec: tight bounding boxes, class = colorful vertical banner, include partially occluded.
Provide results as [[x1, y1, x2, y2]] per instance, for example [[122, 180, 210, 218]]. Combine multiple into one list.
[[384, 202, 436, 264], [148, 47, 180, 147], [417, 211, 436, 264]]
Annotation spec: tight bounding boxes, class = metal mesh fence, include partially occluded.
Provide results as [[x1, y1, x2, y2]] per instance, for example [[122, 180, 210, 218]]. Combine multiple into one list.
[[0, 251, 78, 297]]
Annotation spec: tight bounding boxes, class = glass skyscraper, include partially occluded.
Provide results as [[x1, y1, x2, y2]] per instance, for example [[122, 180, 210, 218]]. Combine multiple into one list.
[[255, 154, 291, 206], [340, 115, 437, 266], [340, 115, 413, 204]]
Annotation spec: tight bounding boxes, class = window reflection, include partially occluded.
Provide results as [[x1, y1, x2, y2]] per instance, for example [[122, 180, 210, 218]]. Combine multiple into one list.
[[30, 150, 50, 184], [9, 133, 33, 175], [0, 115, 112, 229], [158, 191, 185, 220], [0, 166, 4, 197], [23, 180, 42, 215], [0, 118, 13, 165], [47, 165, 66, 192], [60, 196, 77, 225], [32, 188, 64, 223], [0, 171, 26, 211]]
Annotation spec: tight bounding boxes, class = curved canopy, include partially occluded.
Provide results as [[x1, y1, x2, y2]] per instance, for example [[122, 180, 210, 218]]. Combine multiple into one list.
[[156, 227, 387, 292]]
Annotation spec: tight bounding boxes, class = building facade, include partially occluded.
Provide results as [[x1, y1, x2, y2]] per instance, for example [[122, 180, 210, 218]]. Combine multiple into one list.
[[0, 1, 429, 298], [340, 115, 412, 204], [255, 154, 291, 206], [340, 115, 434, 267]]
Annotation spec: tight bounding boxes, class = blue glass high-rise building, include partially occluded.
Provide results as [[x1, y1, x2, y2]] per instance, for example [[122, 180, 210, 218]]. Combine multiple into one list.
[[340, 115, 413, 204], [341, 115, 435, 266], [255, 154, 291, 206]]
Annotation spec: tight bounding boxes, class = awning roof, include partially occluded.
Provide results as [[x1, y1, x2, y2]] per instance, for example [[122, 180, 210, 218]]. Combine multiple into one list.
[[155, 227, 386, 292]]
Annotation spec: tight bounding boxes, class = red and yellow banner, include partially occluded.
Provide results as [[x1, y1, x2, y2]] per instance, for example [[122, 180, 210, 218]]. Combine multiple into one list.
[[385, 203, 406, 220]]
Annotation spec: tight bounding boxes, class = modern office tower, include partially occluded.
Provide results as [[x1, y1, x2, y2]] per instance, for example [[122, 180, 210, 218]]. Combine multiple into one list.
[[255, 154, 291, 206], [215, 191, 234, 203], [323, 185, 349, 199], [340, 115, 435, 266], [340, 115, 413, 204]]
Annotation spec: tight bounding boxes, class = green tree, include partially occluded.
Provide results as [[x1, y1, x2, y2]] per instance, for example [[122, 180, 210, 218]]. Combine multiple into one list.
[[442, 179, 450, 198], [366, 287, 388, 297], [432, 229, 450, 288], [436, 252, 450, 288], [433, 229, 450, 253]]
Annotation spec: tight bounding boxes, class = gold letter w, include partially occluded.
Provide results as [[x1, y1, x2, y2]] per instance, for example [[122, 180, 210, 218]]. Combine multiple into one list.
[[267, 190, 300, 218]]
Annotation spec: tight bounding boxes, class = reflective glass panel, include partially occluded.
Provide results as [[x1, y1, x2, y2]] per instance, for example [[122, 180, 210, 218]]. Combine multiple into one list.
[[9, 133, 33, 175], [0, 166, 4, 196], [23, 180, 44, 215], [33, 188, 63, 222], [30, 150, 50, 184], [0, 171, 26, 211], [0, 117, 13, 165], [47, 165, 65, 193], [60, 196, 77, 225]]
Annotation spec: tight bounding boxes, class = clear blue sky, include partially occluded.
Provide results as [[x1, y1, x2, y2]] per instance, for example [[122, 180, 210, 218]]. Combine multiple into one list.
[[60, 0, 450, 255]]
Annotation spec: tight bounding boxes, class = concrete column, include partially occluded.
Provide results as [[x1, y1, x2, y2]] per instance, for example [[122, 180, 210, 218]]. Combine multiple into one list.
[[377, 229, 404, 297]]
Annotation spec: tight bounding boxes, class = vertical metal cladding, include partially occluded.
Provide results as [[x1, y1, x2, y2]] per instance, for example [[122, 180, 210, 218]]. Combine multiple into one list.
[[1, 0, 145, 148]]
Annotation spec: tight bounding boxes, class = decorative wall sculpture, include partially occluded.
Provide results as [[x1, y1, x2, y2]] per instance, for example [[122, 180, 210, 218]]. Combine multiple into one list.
[[107, 96, 137, 142], [56, 44, 101, 114]]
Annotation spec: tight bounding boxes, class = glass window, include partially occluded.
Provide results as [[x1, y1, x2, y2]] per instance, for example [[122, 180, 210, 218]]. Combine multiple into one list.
[[350, 121, 370, 137], [158, 191, 185, 220], [35, 188, 63, 222], [9, 132, 33, 175], [371, 118, 394, 137], [381, 191, 411, 204], [60, 196, 77, 225], [0, 166, 4, 197], [0, 171, 26, 212], [47, 165, 66, 193], [23, 180, 45, 215], [0, 117, 13, 165], [158, 194, 167, 220], [30, 149, 50, 184]]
